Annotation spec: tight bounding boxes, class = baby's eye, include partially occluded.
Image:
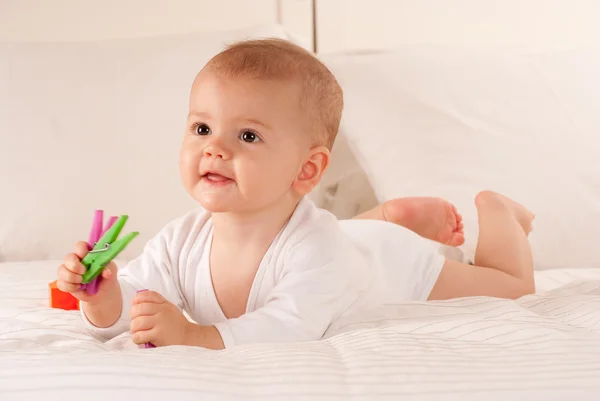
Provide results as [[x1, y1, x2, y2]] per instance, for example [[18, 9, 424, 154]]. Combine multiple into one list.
[[195, 124, 211, 136], [240, 130, 261, 143]]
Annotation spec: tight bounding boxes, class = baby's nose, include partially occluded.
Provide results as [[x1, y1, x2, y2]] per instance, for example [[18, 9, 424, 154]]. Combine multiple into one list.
[[203, 138, 230, 159]]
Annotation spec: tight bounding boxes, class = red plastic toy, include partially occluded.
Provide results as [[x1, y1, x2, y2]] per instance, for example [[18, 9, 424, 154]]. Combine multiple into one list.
[[49, 280, 79, 310]]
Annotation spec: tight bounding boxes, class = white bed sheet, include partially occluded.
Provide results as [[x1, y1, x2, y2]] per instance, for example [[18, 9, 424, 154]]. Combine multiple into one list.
[[1, 261, 599, 400]]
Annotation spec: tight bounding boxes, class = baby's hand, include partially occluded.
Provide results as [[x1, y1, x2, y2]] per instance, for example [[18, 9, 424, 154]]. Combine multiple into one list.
[[56, 241, 119, 304], [130, 290, 191, 347]]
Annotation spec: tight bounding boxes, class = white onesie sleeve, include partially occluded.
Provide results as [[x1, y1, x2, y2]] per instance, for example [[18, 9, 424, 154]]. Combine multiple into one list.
[[81, 213, 196, 340], [213, 223, 372, 348]]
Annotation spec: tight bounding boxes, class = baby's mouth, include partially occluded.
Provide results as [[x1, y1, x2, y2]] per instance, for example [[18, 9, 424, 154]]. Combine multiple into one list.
[[205, 173, 230, 182], [201, 172, 235, 184]]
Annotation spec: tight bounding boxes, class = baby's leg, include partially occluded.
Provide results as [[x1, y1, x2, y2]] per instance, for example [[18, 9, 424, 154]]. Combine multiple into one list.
[[353, 197, 465, 246], [428, 190, 535, 300]]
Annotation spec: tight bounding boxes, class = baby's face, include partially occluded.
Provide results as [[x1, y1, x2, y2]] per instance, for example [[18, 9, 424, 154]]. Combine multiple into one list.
[[180, 72, 309, 214]]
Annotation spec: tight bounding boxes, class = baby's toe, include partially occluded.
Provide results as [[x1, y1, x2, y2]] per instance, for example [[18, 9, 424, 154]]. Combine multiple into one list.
[[449, 232, 466, 247], [439, 229, 465, 246]]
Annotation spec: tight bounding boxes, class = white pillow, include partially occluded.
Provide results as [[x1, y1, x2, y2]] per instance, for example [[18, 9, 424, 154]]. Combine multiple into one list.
[[0, 25, 296, 262], [323, 46, 600, 270], [309, 134, 378, 219]]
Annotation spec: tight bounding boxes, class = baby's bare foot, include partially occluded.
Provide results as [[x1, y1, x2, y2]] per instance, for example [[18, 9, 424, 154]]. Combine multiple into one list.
[[378, 197, 465, 246], [475, 190, 535, 235]]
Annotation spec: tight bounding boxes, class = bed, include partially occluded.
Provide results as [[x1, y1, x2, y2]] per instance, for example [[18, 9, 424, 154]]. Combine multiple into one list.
[[2, 260, 600, 399], [2, 0, 600, 399], [0, 261, 600, 400]]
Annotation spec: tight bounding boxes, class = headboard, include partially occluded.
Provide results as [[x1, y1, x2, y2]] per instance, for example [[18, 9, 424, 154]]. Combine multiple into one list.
[[8, 1, 595, 60]]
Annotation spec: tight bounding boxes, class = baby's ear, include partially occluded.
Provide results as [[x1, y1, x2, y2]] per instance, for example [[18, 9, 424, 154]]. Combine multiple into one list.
[[292, 146, 330, 196]]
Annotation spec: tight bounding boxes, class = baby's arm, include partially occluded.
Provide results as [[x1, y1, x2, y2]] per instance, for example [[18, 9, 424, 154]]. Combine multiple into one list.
[[129, 289, 223, 348], [177, 322, 225, 350], [81, 283, 123, 329], [189, 233, 370, 348], [58, 241, 123, 328], [81, 225, 185, 340]]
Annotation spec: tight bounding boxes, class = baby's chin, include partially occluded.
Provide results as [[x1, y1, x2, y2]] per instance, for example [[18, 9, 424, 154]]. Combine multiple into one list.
[[199, 203, 232, 213], [194, 196, 232, 213], [185, 179, 238, 212], [192, 190, 243, 214]]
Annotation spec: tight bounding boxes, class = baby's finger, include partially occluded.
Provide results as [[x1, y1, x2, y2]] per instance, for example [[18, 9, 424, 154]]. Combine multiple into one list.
[[130, 316, 154, 334], [101, 262, 118, 280], [56, 279, 81, 293], [64, 253, 86, 275], [74, 241, 90, 259], [56, 270, 81, 294], [132, 290, 166, 305], [58, 264, 83, 284], [130, 302, 159, 319], [132, 329, 156, 346], [101, 268, 113, 280]]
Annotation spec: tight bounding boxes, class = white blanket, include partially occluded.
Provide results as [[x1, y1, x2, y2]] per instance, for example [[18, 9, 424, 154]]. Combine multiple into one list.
[[1, 261, 599, 400]]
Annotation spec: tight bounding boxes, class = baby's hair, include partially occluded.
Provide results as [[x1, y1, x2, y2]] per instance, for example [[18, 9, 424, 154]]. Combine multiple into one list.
[[202, 38, 343, 150]]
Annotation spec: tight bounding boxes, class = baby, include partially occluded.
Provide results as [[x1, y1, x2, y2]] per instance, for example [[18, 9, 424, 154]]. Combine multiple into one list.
[[57, 39, 535, 349]]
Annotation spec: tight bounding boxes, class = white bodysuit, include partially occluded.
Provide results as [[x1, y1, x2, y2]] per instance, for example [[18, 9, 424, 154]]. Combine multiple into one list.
[[83, 197, 445, 347]]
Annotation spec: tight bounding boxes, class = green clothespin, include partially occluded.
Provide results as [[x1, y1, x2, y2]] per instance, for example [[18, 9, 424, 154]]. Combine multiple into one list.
[[81, 215, 139, 285]]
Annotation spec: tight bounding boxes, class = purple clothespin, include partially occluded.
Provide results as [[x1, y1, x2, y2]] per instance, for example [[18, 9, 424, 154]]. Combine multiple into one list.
[[80, 210, 117, 295]]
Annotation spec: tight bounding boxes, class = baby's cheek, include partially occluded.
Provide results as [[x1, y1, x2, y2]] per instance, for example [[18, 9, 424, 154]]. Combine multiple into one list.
[[179, 144, 199, 166], [179, 150, 201, 180], [267, 166, 299, 194]]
